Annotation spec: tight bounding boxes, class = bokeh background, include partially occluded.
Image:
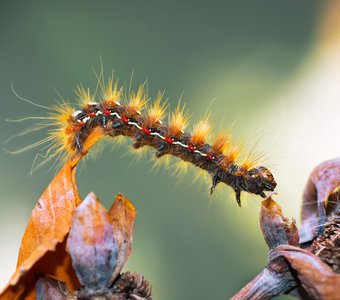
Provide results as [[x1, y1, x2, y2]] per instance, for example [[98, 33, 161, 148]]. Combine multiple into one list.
[[1, 1, 340, 299]]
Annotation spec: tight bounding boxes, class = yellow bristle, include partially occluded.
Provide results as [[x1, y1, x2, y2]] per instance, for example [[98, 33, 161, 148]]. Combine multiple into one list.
[[48, 101, 76, 155], [127, 144, 149, 166], [146, 92, 167, 126], [101, 76, 123, 103], [127, 84, 147, 114], [169, 159, 190, 179], [191, 119, 212, 147], [241, 146, 264, 170], [211, 133, 231, 154], [75, 85, 94, 106], [192, 168, 211, 189], [150, 154, 172, 173], [240, 156, 258, 171], [169, 102, 189, 137]]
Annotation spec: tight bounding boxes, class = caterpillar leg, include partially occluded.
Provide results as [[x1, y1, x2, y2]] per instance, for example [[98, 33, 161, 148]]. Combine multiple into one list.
[[112, 120, 122, 129], [155, 143, 167, 158], [132, 133, 145, 149], [234, 189, 241, 207], [258, 191, 266, 198], [75, 135, 82, 152], [210, 175, 221, 195]]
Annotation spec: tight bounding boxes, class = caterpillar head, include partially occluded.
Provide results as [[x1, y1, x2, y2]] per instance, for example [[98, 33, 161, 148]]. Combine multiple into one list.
[[245, 166, 277, 197], [210, 166, 276, 207], [225, 166, 277, 207]]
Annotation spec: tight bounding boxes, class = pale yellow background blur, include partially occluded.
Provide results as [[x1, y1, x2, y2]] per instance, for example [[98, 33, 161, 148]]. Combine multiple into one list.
[[1, 1, 339, 299]]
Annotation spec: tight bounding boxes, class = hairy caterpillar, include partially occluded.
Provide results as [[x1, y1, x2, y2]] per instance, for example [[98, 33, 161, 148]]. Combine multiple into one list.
[[11, 76, 277, 207]]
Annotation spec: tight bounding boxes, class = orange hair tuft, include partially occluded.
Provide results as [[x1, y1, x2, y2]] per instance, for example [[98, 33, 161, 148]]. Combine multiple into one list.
[[48, 101, 77, 157], [101, 76, 123, 104], [225, 144, 241, 163], [211, 133, 231, 154], [191, 119, 212, 147], [240, 155, 258, 171], [145, 92, 167, 126], [75, 85, 94, 107], [169, 102, 189, 137], [127, 84, 147, 115]]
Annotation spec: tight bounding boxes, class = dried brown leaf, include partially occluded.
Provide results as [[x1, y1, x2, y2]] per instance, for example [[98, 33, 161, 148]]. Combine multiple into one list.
[[0, 159, 82, 300]]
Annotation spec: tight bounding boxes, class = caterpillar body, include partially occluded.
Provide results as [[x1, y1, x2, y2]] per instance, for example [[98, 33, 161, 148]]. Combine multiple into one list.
[[18, 77, 277, 206]]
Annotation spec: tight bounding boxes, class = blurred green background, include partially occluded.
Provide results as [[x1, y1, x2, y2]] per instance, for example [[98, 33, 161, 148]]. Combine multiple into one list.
[[1, 1, 339, 299]]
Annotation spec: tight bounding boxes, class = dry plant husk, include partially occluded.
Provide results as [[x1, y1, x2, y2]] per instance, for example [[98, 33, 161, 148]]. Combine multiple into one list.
[[0, 157, 152, 300], [232, 158, 340, 300]]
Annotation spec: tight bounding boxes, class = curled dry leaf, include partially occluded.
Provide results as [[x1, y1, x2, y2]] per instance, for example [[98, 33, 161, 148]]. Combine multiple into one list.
[[300, 158, 340, 243], [269, 245, 340, 300], [0, 159, 82, 300]]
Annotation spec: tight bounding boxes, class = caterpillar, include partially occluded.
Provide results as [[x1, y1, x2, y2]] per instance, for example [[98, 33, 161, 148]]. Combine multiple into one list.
[[12, 76, 277, 207]]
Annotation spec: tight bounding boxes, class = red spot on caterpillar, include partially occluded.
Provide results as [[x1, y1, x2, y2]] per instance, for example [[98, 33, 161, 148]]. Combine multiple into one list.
[[103, 109, 111, 116], [206, 153, 215, 161], [141, 126, 151, 135], [187, 144, 195, 152], [165, 136, 174, 144], [121, 115, 129, 124], [88, 112, 96, 117]]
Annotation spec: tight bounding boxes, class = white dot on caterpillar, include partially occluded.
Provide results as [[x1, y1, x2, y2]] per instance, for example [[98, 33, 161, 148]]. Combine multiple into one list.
[[72, 110, 83, 118], [82, 116, 91, 123]]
